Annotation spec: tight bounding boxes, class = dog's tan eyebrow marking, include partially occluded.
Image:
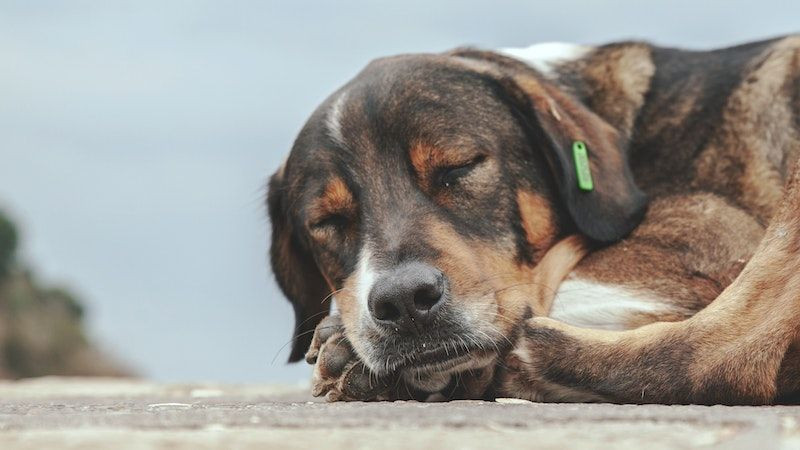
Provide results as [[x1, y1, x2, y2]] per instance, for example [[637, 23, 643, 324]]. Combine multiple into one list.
[[409, 143, 436, 182], [309, 177, 355, 221]]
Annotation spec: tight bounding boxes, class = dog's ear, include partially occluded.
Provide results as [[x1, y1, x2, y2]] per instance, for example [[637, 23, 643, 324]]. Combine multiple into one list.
[[267, 168, 331, 362], [453, 50, 648, 243], [511, 75, 648, 243]]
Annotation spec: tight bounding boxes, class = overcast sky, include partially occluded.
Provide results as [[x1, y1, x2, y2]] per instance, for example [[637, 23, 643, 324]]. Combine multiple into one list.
[[0, 1, 797, 383]]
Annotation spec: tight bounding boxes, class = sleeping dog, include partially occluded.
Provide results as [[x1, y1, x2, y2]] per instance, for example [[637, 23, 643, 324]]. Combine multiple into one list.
[[267, 36, 800, 404]]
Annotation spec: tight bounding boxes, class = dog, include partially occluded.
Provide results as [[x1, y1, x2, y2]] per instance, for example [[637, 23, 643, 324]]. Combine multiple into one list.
[[267, 36, 800, 404]]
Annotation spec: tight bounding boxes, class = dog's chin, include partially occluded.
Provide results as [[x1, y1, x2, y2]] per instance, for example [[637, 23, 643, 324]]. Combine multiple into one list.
[[399, 346, 495, 374], [364, 337, 499, 385], [404, 351, 496, 388]]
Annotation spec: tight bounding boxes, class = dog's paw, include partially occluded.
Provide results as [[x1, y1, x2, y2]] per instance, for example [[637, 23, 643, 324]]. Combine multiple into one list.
[[305, 315, 396, 402]]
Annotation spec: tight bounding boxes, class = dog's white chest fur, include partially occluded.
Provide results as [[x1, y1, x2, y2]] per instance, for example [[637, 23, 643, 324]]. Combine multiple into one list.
[[549, 278, 670, 330]]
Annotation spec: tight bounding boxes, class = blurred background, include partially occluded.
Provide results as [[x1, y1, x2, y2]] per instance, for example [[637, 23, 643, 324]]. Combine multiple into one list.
[[0, 0, 797, 383]]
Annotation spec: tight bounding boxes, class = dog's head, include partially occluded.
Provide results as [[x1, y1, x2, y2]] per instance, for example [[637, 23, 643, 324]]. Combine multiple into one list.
[[268, 50, 646, 383]]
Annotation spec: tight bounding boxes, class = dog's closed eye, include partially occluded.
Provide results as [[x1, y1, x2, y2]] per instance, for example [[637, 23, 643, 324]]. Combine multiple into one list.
[[436, 154, 487, 188], [309, 213, 350, 232]]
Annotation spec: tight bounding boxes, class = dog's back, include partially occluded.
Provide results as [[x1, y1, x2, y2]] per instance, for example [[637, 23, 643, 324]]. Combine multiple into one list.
[[536, 36, 800, 329]]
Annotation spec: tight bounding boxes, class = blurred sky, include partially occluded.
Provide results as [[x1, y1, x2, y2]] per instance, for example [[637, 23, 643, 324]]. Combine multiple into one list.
[[0, 0, 797, 383]]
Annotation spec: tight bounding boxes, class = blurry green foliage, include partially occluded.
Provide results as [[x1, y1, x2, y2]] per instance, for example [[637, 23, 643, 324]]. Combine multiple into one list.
[[0, 209, 128, 379], [0, 211, 18, 278]]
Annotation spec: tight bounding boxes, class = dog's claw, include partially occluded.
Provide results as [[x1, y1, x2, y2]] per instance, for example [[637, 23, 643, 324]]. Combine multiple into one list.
[[305, 351, 319, 365]]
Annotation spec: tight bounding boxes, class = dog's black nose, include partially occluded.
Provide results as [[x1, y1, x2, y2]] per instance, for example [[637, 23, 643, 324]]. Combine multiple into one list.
[[368, 262, 446, 333]]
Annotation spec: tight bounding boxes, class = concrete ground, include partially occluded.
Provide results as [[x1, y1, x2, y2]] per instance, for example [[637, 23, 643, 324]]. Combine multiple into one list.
[[0, 378, 798, 449]]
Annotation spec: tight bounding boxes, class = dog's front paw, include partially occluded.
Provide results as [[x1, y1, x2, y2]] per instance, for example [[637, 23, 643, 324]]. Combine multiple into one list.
[[496, 317, 615, 403], [305, 315, 396, 402]]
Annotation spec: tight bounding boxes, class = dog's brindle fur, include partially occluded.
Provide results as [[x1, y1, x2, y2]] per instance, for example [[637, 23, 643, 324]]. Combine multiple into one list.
[[268, 36, 800, 404]]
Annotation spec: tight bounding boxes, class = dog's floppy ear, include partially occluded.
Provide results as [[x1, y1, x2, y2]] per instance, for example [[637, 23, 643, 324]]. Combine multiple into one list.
[[454, 50, 648, 243], [267, 168, 331, 362], [511, 75, 648, 243]]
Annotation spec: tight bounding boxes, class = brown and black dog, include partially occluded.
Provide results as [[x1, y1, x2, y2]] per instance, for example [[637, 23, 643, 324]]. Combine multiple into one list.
[[267, 36, 800, 404]]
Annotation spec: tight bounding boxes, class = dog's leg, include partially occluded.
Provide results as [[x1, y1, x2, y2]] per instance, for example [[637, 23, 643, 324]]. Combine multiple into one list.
[[502, 163, 800, 405]]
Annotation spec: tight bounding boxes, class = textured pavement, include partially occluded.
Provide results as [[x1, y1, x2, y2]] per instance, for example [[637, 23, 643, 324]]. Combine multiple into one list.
[[0, 378, 798, 449]]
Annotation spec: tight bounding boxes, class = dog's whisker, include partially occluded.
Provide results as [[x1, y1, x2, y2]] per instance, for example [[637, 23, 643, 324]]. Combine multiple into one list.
[[291, 307, 336, 335], [320, 287, 351, 305], [268, 325, 337, 364]]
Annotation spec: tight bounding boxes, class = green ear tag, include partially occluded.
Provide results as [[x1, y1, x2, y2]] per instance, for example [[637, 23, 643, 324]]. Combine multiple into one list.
[[572, 140, 594, 191]]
